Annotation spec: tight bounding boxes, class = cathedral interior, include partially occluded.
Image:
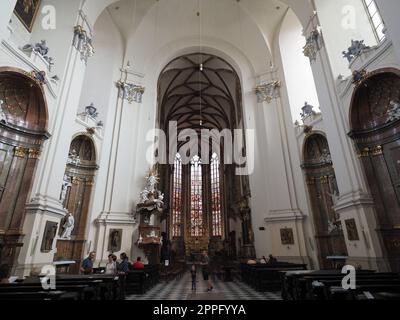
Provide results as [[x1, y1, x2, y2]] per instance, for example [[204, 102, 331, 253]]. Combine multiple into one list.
[[0, 0, 400, 302]]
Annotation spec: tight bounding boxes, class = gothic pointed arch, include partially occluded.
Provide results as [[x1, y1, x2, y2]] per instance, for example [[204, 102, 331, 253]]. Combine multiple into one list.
[[157, 53, 253, 260]]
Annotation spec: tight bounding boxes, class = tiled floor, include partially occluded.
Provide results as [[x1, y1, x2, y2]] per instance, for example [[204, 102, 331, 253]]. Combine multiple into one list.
[[126, 271, 282, 300]]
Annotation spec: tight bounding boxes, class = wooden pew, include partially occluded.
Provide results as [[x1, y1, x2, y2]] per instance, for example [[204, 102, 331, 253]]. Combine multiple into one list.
[[0, 273, 122, 301], [0, 291, 70, 301], [56, 274, 121, 300], [241, 263, 308, 292], [281, 270, 400, 300], [328, 284, 400, 300], [125, 270, 146, 294], [0, 284, 85, 300]]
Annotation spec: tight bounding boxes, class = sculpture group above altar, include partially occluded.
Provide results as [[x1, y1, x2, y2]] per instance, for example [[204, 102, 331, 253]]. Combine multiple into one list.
[[137, 170, 165, 223]]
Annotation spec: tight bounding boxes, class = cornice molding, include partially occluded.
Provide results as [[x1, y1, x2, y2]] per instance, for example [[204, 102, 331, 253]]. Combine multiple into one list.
[[1, 39, 58, 99]]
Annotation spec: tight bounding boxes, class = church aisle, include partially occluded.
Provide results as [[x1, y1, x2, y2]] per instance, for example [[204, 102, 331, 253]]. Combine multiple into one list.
[[126, 271, 282, 301]]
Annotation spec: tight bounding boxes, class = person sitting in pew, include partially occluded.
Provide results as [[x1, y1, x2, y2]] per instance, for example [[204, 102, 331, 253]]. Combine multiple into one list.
[[118, 253, 130, 275], [105, 254, 117, 275], [81, 252, 96, 275], [132, 257, 145, 270], [260, 256, 268, 264], [268, 254, 278, 265]]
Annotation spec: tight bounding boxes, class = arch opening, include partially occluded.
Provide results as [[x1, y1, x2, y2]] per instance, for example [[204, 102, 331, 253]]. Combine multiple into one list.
[[0, 68, 49, 276], [55, 134, 99, 273], [302, 133, 348, 269], [156, 52, 254, 262], [349, 69, 400, 272]]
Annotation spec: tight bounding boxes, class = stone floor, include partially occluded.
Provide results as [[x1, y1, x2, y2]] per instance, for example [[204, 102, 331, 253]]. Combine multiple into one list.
[[126, 271, 282, 300]]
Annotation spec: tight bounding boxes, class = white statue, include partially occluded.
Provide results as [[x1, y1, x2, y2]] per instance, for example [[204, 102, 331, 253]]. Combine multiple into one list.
[[0, 100, 7, 123], [328, 221, 336, 234], [386, 100, 400, 123], [149, 230, 156, 238], [155, 192, 164, 210], [327, 190, 340, 206], [60, 175, 71, 206], [139, 189, 150, 203], [61, 214, 75, 240], [146, 174, 158, 193], [138, 234, 143, 244]]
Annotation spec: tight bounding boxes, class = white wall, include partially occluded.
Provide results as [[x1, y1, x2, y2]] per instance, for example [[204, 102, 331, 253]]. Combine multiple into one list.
[[279, 9, 320, 123], [315, 0, 378, 77], [79, 9, 124, 126]]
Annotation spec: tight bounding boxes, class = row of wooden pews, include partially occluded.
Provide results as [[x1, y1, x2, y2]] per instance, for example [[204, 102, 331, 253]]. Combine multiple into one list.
[[125, 265, 160, 295], [0, 274, 123, 301], [159, 263, 186, 282], [281, 270, 400, 300], [0, 265, 163, 300], [241, 262, 308, 292]]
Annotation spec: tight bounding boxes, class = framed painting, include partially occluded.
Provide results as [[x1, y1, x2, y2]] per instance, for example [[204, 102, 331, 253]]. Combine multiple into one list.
[[280, 228, 295, 245], [345, 219, 360, 241], [41, 221, 58, 253], [108, 229, 122, 252], [14, 0, 42, 33]]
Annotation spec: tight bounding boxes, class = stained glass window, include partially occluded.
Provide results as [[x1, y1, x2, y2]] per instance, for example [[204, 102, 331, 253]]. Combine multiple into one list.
[[211, 153, 222, 237], [190, 155, 203, 237], [172, 154, 182, 237]]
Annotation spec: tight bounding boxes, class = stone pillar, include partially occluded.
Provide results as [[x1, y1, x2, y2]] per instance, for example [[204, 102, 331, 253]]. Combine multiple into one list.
[[17, 8, 96, 276], [302, 15, 387, 271], [94, 75, 143, 264], [254, 78, 311, 265]]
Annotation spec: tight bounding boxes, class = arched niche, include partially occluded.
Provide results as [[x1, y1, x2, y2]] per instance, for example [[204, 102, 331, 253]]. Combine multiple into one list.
[[0, 67, 49, 275], [349, 69, 400, 272], [55, 134, 98, 273], [156, 53, 253, 261], [302, 133, 347, 269]]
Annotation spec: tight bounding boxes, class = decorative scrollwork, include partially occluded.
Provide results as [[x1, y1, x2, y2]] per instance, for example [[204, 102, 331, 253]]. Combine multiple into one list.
[[73, 25, 95, 64], [357, 146, 383, 157], [352, 69, 368, 85], [343, 40, 370, 63], [303, 28, 323, 63], [386, 101, 400, 123], [14, 147, 27, 158], [28, 149, 41, 159], [254, 80, 281, 103], [116, 80, 145, 104]]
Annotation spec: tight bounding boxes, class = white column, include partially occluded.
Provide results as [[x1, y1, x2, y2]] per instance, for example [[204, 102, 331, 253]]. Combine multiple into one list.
[[17, 8, 96, 276], [252, 77, 311, 265], [302, 18, 387, 271], [94, 75, 141, 264], [0, 0, 17, 41], [375, 0, 400, 60], [28, 14, 92, 213]]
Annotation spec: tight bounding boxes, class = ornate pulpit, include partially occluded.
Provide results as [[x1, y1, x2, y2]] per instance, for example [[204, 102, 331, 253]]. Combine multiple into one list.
[[136, 170, 164, 265]]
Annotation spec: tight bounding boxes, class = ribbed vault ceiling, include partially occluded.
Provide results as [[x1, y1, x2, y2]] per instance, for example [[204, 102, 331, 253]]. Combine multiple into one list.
[[158, 53, 241, 134]]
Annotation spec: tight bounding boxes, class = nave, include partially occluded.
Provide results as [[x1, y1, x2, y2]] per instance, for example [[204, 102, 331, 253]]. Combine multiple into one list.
[[2, 0, 400, 305], [126, 270, 281, 301]]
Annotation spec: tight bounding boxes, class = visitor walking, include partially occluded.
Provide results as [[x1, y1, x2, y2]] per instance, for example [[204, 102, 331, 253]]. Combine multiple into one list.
[[201, 251, 213, 292]]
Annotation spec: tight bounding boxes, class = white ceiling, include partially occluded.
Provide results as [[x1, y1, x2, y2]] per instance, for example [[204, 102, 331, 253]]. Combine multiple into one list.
[[106, 0, 289, 56]]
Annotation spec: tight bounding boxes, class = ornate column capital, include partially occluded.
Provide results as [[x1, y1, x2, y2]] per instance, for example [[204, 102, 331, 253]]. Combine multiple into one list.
[[73, 25, 94, 64], [254, 80, 281, 103], [116, 80, 145, 104], [303, 27, 324, 63]]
